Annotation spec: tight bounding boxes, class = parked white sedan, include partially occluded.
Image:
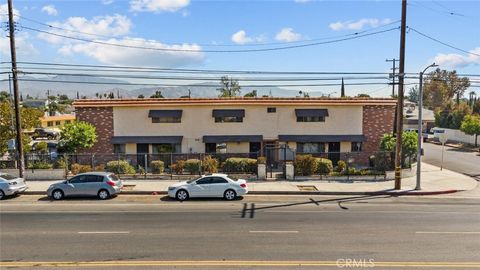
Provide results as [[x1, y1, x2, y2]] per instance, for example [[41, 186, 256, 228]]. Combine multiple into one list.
[[168, 173, 248, 201]]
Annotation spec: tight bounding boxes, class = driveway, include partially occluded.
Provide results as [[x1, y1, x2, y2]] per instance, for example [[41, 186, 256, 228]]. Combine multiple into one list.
[[423, 142, 480, 178]]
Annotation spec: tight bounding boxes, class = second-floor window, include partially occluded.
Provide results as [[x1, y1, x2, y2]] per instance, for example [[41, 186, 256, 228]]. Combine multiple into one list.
[[351, 142, 362, 152], [296, 116, 325, 122], [214, 116, 243, 123], [152, 117, 181, 123]]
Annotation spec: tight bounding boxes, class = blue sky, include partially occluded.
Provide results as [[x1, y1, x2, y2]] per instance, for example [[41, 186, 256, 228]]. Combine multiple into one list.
[[1, 0, 479, 97]]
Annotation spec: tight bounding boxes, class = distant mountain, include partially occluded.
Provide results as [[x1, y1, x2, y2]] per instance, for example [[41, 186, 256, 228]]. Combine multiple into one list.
[[0, 75, 331, 98]]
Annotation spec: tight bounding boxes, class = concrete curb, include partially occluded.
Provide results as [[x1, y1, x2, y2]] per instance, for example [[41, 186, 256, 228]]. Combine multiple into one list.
[[23, 189, 460, 196]]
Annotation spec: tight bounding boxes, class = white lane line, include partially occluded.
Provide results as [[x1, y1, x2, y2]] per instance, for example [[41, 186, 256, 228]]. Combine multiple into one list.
[[249, 230, 299, 234], [78, 231, 130, 234], [416, 231, 480, 234]]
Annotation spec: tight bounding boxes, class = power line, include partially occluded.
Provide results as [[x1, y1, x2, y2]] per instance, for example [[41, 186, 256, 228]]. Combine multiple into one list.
[[15, 14, 401, 48], [22, 25, 400, 53], [409, 27, 480, 57]]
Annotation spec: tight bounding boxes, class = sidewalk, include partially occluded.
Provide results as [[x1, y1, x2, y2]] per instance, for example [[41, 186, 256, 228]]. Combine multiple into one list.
[[20, 162, 478, 196]]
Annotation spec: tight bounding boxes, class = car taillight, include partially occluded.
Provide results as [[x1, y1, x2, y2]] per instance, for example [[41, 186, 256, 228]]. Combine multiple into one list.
[[106, 180, 116, 187], [240, 183, 247, 188]]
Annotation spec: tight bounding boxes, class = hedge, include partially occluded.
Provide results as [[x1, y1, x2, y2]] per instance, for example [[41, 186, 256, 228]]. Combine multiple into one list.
[[185, 159, 201, 174], [222, 157, 257, 173], [315, 158, 333, 174], [70, 163, 91, 175], [105, 160, 136, 174], [294, 155, 317, 176], [150, 160, 165, 173], [202, 156, 219, 173]]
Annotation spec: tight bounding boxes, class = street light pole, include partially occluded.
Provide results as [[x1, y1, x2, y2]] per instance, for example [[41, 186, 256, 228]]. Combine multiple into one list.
[[415, 63, 437, 190]]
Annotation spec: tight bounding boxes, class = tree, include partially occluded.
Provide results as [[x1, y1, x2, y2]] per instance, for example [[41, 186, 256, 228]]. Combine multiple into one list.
[[379, 132, 418, 168], [423, 69, 470, 110], [435, 103, 471, 129], [340, 78, 345, 97], [460, 115, 480, 147], [0, 91, 11, 102], [150, 91, 164, 98], [357, 93, 370, 98], [407, 86, 419, 103], [217, 76, 241, 97], [35, 141, 48, 154], [138, 94, 145, 98], [244, 90, 257, 97], [59, 121, 97, 153], [0, 101, 42, 155], [473, 99, 480, 115]]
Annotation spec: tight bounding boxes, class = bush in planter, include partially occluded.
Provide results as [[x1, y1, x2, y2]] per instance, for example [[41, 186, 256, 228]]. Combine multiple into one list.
[[315, 158, 333, 174], [185, 159, 201, 174], [257, 156, 267, 165], [294, 155, 317, 176], [171, 160, 185, 174], [94, 164, 105, 172], [202, 156, 219, 173], [222, 158, 257, 173], [150, 160, 165, 173], [105, 160, 135, 174], [54, 157, 67, 169], [70, 163, 91, 175], [336, 160, 346, 173], [28, 161, 53, 170]]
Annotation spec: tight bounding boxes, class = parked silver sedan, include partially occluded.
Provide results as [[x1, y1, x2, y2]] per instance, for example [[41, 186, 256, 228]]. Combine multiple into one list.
[[47, 172, 123, 200], [0, 173, 28, 200]]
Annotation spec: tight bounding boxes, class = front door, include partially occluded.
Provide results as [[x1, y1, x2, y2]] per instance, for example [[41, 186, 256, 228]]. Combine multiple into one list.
[[263, 141, 278, 169], [249, 142, 261, 159], [328, 142, 341, 165], [136, 143, 149, 169]]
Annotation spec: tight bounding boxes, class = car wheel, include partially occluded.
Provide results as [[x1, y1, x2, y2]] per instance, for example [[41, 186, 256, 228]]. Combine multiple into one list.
[[224, 189, 237, 201], [0, 190, 5, 200], [98, 189, 110, 200], [176, 189, 189, 201], [52, 189, 64, 200]]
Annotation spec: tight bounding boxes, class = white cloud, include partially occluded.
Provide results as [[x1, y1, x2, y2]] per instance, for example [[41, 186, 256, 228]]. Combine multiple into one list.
[[37, 14, 132, 44], [130, 0, 189, 13], [329, 18, 392, 31], [275, 28, 302, 42], [59, 38, 204, 67], [0, 3, 20, 21], [41, 5, 58, 16], [231, 30, 265, 44], [432, 48, 480, 68], [0, 33, 37, 57], [102, 0, 114, 4]]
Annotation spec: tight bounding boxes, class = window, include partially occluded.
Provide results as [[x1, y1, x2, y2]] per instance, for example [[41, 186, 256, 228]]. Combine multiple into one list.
[[152, 143, 181, 153], [267, 107, 276, 113], [214, 116, 243, 123], [65, 120, 71, 124], [196, 177, 213, 185], [47, 121, 53, 127], [114, 144, 126, 154], [152, 117, 181, 123], [351, 142, 362, 152], [55, 121, 61, 126], [211, 177, 228, 184], [69, 175, 88, 183], [297, 116, 325, 122], [297, 142, 325, 153], [87, 175, 104, 183], [205, 143, 227, 153]]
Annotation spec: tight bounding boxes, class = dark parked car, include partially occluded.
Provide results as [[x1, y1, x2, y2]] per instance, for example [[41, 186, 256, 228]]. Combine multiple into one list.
[[32, 128, 59, 140]]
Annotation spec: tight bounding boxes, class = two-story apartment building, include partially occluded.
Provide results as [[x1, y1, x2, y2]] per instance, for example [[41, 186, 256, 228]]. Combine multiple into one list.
[[73, 97, 396, 164]]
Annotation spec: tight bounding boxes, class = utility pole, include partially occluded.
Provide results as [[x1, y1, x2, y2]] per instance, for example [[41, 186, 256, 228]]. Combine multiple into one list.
[[394, 0, 407, 190], [7, 0, 25, 178], [386, 59, 397, 97]]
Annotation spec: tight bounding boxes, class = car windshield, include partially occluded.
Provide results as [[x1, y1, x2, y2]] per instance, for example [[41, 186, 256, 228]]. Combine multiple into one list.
[[0, 174, 17, 180]]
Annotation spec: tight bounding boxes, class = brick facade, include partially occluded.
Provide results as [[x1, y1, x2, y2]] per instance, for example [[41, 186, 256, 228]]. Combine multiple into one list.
[[76, 107, 114, 154], [362, 105, 396, 155]]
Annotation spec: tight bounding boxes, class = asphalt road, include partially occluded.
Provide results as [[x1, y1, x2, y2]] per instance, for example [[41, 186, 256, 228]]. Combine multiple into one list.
[[1, 195, 480, 269], [423, 142, 480, 177]]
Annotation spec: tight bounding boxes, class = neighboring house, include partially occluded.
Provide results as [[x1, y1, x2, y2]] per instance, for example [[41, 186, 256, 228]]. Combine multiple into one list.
[[40, 114, 76, 129], [73, 98, 396, 164], [403, 101, 435, 133], [22, 99, 47, 108]]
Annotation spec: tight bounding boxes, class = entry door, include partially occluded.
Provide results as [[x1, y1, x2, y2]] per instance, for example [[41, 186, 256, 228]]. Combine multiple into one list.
[[328, 142, 341, 165], [249, 142, 261, 159], [263, 141, 278, 169], [136, 144, 149, 168]]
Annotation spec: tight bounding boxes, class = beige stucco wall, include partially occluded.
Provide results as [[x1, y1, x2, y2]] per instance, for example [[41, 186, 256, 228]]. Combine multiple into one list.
[[340, 141, 352, 152], [226, 142, 250, 153], [113, 105, 363, 153], [125, 143, 136, 154]]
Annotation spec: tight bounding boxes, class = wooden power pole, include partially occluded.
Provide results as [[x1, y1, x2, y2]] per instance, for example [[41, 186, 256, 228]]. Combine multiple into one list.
[[394, 0, 407, 190], [7, 0, 25, 178]]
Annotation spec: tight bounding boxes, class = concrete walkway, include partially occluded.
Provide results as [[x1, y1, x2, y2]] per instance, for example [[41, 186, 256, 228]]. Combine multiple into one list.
[[17, 162, 478, 196]]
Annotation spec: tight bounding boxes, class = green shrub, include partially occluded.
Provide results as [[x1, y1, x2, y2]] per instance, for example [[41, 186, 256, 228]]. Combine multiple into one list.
[[185, 159, 201, 174], [315, 158, 333, 174], [150, 160, 165, 173], [171, 160, 185, 174], [94, 164, 105, 172], [105, 160, 135, 174], [222, 157, 257, 173], [336, 160, 346, 173], [202, 156, 219, 173], [27, 161, 53, 170], [70, 163, 91, 175], [294, 155, 317, 176], [54, 157, 67, 169]]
